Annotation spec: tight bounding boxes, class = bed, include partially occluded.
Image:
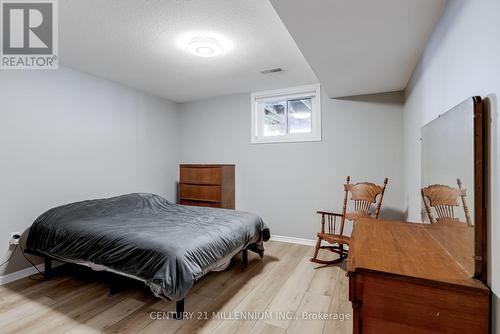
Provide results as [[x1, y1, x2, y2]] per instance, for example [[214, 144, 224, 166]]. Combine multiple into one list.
[[26, 193, 270, 318]]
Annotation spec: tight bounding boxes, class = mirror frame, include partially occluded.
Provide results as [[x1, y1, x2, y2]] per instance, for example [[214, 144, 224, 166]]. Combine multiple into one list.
[[473, 96, 487, 284]]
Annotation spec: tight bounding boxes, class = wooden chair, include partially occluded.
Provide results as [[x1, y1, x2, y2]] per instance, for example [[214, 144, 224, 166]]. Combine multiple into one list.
[[421, 179, 472, 226], [310, 176, 388, 265]]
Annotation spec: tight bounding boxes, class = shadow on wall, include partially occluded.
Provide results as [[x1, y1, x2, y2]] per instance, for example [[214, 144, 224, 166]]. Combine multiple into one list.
[[335, 91, 405, 106], [379, 207, 405, 221]]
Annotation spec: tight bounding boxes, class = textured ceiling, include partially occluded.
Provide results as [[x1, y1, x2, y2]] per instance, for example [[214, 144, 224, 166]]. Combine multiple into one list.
[[59, 0, 318, 103], [270, 0, 447, 98]]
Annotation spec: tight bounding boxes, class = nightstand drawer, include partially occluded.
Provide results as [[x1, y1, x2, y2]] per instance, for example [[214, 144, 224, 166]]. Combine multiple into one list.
[[180, 167, 222, 185], [179, 199, 221, 208], [179, 184, 221, 202]]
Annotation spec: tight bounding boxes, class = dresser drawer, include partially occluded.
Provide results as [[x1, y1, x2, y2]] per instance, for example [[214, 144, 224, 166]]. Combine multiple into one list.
[[180, 167, 222, 185], [179, 184, 221, 202], [179, 199, 221, 208]]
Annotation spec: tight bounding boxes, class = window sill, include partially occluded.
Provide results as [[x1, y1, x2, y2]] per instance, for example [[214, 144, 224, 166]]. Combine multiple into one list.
[[251, 135, 322, 144]]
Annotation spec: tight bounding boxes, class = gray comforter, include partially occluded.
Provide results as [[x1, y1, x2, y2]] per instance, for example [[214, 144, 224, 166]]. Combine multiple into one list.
[[26, 193, 270, 301]]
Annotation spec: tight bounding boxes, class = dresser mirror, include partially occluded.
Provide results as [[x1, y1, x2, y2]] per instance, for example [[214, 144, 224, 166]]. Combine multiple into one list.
[[421, 96, 487, 283]]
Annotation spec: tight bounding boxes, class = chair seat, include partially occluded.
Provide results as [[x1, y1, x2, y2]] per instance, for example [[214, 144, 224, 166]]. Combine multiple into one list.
[[345, 211, 372, 221], [317, 232, 350, 245]]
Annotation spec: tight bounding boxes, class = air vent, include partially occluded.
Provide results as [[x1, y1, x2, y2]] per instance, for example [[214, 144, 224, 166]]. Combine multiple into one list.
[[260, 68, 283, 74]]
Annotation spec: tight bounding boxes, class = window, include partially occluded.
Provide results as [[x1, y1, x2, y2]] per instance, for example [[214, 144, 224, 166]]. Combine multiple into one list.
[[251, 84, 321, 143]]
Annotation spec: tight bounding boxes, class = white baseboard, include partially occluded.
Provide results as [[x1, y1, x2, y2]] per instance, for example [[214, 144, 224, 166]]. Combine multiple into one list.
[[0, 263, 45, 285], [270, 235, 316, 246]]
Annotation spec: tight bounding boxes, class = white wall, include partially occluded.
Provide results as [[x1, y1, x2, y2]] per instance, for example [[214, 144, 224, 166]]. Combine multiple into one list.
[[403, 0, 500, 331], [178, 91, 405, 240], [0, 66, 405, 276], [0, 66, 179, 275]]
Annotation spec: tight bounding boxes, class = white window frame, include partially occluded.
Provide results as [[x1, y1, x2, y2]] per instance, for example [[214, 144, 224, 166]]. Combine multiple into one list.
[[250, 84, 321, 144]]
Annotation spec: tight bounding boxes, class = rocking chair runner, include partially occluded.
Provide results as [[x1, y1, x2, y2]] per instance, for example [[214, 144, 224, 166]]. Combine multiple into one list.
[[310, 176, 389, 265]]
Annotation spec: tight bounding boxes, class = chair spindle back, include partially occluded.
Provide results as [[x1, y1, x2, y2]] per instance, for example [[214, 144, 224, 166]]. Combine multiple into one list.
[[421, 178, 472, 226], [338, 176, 388, 235]]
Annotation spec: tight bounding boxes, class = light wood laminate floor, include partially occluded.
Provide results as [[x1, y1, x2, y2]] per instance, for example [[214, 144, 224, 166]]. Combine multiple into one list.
[[0, 241, 353, 334]]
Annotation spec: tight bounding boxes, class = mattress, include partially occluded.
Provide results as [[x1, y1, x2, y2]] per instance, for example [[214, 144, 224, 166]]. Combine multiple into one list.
[[26, 193, 270, 301]]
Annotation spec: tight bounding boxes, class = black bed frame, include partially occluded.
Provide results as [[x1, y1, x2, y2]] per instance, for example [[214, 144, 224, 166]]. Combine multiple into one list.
[[25, 248, 249, 320]]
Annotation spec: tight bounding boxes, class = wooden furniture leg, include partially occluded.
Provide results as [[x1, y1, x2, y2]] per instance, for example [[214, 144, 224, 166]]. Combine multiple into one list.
[[44, 257, 52, 278], [311, 237, 321, 262], [175, 299, 184, 320], [242, 249, 248, 265], [109, 282, 120, 296]]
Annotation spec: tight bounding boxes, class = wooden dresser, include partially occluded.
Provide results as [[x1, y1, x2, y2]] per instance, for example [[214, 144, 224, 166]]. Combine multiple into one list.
[[348, 219, 490, 334], [179, 164, 235, 209]]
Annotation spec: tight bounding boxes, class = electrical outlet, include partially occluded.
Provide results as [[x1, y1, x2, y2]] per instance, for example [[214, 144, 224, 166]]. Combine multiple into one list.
[[9, 232, 21, 245]]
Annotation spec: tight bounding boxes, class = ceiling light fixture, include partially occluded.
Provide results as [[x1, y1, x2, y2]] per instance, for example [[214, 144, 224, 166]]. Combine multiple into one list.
[[187, 37, 223, 57], [177, 31, 232, 58]]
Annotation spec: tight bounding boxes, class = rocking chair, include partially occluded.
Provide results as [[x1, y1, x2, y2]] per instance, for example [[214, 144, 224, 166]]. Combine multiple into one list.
[[310, 176, 388, 265], [421, 178, 472, 226]]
